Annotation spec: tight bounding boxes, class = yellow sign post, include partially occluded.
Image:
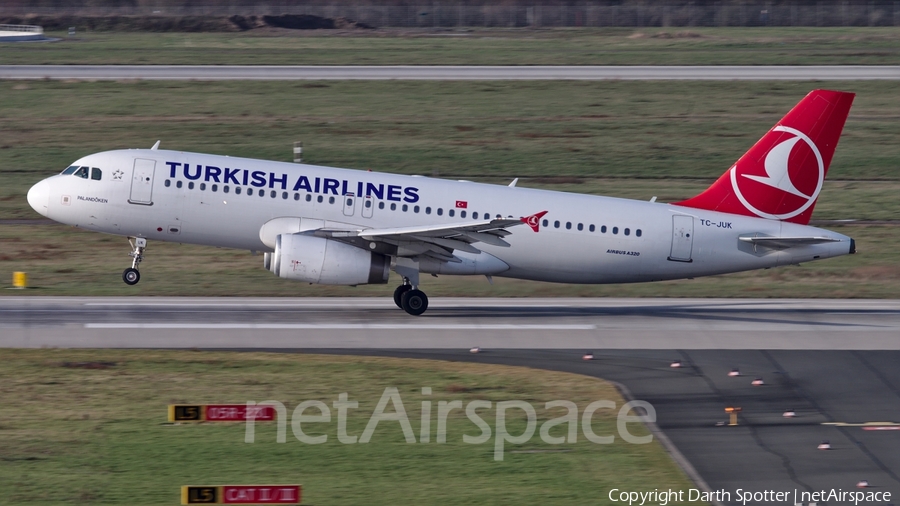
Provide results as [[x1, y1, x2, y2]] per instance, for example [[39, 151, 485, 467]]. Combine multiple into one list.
[[12, 272, 27, 289], [725, 406, 742, 426]]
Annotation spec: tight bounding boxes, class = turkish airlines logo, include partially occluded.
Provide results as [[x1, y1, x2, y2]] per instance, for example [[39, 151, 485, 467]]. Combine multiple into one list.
[[521, 210, 548, 232], [730, 125, 825, 220]]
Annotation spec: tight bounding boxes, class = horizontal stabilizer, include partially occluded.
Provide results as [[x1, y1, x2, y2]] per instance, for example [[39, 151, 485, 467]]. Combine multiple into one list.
[[738, 235, 842, 249]]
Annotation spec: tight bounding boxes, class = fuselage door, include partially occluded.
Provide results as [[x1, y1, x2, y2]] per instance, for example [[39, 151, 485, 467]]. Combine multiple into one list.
[[129, 158, 156, 205], [668, 215, 694, 262], [342, 192, 356, 217], [361, 194, 374, 218]]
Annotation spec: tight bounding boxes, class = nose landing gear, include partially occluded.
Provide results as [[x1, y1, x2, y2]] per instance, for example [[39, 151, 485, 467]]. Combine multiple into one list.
[[122, 237, 146, 286]]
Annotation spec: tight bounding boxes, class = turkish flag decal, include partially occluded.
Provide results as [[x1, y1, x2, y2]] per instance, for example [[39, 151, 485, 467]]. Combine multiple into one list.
[[455, 201, 468, 208]]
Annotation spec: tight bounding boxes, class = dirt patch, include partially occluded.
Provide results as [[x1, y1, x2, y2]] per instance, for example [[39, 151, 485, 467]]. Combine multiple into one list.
[[60, 361, 117, 369], [0, 14, 374, 32], [261, 14, 373, 30], [651, 31, 703, 39], [529, 176, 585, 184]]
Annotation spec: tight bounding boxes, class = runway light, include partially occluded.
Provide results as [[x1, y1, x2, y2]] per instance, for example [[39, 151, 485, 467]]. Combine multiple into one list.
[[469, 347, 480, 354], [751, 378, 765, 386], [783, 410, 796, 418], [725, 406, 742, 426], [857, 480, 869, 488], [818, 440, 831, 450], [582, 352, 594, 361], [728, 368, 741, 377], [670, 360, 682, 368]]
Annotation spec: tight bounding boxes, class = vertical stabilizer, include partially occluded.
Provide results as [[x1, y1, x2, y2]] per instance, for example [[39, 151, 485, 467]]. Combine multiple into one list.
[[674, 90, 854, 224]]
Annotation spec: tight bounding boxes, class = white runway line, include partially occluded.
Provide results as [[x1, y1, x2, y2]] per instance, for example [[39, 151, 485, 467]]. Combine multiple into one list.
[[84, 323, 597, 330]]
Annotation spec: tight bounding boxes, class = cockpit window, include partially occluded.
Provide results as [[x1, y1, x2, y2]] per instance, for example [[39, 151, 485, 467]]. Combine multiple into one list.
[[61, 166, 78, 175], [73, 166, 89, 179], [90, 168, 102, 181]]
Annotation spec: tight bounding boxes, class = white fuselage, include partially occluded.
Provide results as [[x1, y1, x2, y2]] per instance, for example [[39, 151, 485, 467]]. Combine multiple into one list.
[[28, 149, 853, 284]]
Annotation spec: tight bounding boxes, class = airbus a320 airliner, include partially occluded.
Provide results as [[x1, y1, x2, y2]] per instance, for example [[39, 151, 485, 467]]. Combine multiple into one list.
[[28, 90, 856, 315]]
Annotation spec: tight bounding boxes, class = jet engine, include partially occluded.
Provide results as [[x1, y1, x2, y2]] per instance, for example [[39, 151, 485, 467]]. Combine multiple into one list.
[[271, 233, 389, 285]]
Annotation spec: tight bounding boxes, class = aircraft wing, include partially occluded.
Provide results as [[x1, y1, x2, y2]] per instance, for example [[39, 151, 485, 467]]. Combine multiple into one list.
[[315, 212, 546, 263], [739, 235, 842, 249]]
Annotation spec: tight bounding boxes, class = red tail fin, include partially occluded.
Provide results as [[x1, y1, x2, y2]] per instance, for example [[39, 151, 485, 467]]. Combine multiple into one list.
[[674, 89, 854, 224]]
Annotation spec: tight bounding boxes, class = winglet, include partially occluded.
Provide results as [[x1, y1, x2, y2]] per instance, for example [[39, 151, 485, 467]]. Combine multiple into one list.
[[151, 140, 161, 150], [508, 178, 519, 188], [521, 210, 548, 232]]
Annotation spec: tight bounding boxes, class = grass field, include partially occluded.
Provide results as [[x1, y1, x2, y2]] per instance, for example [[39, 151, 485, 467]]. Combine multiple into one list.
[[0, 350, 701, 505], [0, 79, 897, 297], [3, 27, 900, 66]]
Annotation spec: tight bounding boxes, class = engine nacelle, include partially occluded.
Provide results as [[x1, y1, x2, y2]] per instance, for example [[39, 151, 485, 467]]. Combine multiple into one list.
[[273, 233, 389, 285]]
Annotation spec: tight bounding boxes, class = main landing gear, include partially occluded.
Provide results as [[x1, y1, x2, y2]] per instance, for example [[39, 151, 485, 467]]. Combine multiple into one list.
[[393, 277, 428, 316], [122, 237, 146, 286]]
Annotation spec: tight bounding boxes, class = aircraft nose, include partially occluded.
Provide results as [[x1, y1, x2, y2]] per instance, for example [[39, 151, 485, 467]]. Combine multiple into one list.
[[27, 179, 50, 217]]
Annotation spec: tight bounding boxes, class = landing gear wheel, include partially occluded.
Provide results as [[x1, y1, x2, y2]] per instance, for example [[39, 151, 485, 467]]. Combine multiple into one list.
[[393, 284, 412, 309], [122, 268, 141, 285], [400, 289, 428, 316]]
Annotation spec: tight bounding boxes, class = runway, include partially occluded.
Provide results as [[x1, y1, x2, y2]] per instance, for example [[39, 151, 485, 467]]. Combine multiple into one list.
[[343, 348, 900, 501], [2, 297, 900, 349], [1, 65, 899, 81], [5, 296, 900, 499]]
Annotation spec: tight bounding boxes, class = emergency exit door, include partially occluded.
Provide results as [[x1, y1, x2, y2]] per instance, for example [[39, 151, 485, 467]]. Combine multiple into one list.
[[129, 158, 156, 205], [668, 215, 694, 262]]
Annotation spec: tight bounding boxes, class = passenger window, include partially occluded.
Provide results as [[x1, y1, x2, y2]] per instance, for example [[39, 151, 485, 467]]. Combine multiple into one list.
[[283, 192, 288, 200], [176, 181, 183, 189], [390, 203, 397, 211], [636, 229, 642, 237], [223, 185, 229, 193], [601, 225, 607, 233], [328, 196, 335, 203], [437, 208, 443, 216], [449, 209, 455, 217], [460, 210, 466, 218], [294, 193, 300, 201], [90, 168, 102, 181], [212, 184, 218, 192], [378, 202, 385, 209], [402, 204, 408, 212], [317, 195, 323, 203], [365, 200, 372, 208], [189, 182, 195, 190], [589, 224, 595, 232], [577, 223, 583, 231], [473, 212, 478, 219], [346, 198, 353, 206], [272, 191, 278, 199], [74, 167, 89, 179], [624, 228, 630, 236], [612, 227, 619, 234], [164, 180, 171, 187], [306, 194, 312, 202], [62, 166, 78, 175], [554, 221, 560, 228], [425, 207, 431, 214], [542, 219, 548, 227], [200, 183, 206, 191], [414, 206, 420, 213]]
